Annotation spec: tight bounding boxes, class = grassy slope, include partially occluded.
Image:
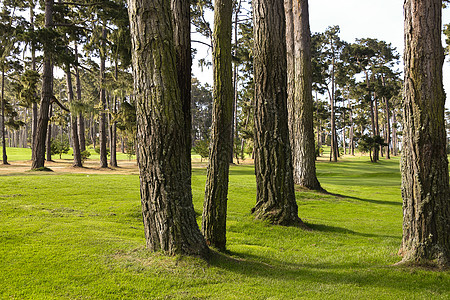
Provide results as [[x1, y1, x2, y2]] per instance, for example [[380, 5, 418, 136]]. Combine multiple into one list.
[[0, 154, 449, 299]]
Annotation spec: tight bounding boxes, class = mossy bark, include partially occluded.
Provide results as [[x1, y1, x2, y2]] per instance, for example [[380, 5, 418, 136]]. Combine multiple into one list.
[[252, 0, 304, 227], [285, 0, 321, 190], [401, 0, 450, 268], [128, 0, 209, 257], [202, 0, 233, 251]]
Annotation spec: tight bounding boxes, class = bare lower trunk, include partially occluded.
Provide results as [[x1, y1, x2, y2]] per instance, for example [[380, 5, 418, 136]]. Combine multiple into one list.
[[75, 44, 86, 152], [46, 105, 52, 162], [99, 27, 108, 168], [66, 63, 82, 167], [286, 0, 321, 189], [252, 0, 305, 226], [128, 0, 208, 257], [401, 0, 450, 267], [32, 0, 53, 169], [1, 67, 8, 165], [202, 0, 233, 251]]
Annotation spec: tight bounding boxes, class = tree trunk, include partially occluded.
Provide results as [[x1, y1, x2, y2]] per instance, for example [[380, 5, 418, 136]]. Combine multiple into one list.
[[30, 5, 38, 155], [329, 61, 337, 162], [171, 0, 192, 169], [65, 63, 82, 167], [202, 0, 233, 251], [99, 27, 108, 168], [128, 0, 209, 257], [384, 96, 390, 159], [286, 0, 321, 189], [109, 96, 118, 167], [392, 113, 398, 156], [252, 0, 305, 227], [401, 0, 450, 268], [46, 105, 52, 162], [1, 67, 8, 165], [75, 43, 86, 152], [31, 0, 53, 169]]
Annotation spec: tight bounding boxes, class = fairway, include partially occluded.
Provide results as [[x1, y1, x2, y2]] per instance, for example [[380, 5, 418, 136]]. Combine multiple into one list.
[[0, 152, 449, 299]]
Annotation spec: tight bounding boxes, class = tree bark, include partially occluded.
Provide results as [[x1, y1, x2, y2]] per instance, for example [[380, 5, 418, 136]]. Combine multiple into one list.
[[46, 105, 52, 162], [99, 27, 108, 168], [75, 43, 86, 152], [128, 0, 209, 257], [171, 0, 192, 169], [32, 0, 53, 169], [401, 0, 450, 267], [285, 0, 321, 189], [202, 0, 233, 251], [1, 67, 8, 165], [65, 63, 82, 167], [252, 0, 305, 227]]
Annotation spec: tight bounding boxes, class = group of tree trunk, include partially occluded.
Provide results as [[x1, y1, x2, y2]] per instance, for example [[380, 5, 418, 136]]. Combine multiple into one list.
[[1, 0, 448, 268], [128, 0, 449, 268]]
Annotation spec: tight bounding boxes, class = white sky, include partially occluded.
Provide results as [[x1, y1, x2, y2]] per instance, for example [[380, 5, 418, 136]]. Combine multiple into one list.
[[192, 1, 450, 107]]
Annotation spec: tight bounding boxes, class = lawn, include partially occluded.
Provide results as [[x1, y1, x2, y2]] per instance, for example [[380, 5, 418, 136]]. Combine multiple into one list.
[[0, 148, 448, 299]]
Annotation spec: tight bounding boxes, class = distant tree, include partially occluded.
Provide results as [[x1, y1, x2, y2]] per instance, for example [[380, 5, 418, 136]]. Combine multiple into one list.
[[252, 0, 305, 226], [128, 0, 209, 257], [50, 137, 70, 159], [400, 0, 450, 268], [358, 135, 386, 163], [193, 139, 209, 162]]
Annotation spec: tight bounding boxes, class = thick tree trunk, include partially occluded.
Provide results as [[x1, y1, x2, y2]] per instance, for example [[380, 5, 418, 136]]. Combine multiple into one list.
[[65, 64, 82, 167], [252, 0, 305, 227], [202, 0, 233, 251], [128, 0, 209, 257], [401, 0, 450, 268], [329, 63, 338, 162], [30, 6, 38, 154], [286, 0, 321, 189], [99, 27, 108, 168], [31, 0, 53, 169]]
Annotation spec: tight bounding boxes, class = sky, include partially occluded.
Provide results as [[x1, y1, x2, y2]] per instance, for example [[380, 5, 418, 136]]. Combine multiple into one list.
[[192, 0, 450, 107]]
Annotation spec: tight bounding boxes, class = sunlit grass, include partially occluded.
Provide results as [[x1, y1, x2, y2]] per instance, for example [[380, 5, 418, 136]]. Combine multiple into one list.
[[0, 153, 448, 299]]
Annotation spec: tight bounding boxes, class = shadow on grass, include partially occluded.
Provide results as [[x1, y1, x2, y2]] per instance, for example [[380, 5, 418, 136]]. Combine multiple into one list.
[[321, 190, 401, 206], [208, 250, 448, 295], [305, 222, 398, 239]]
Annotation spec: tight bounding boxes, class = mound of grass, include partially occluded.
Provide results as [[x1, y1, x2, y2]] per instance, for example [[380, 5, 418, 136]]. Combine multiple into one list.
[[0, 157, 448, 299]]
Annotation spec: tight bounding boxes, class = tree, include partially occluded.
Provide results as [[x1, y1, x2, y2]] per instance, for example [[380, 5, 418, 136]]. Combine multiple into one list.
[[400, 0, 450, 267], [252, 0, 305, 226], [285, 0, 321, 190], [128, 0, 209, 257], [31, 0, 54, 169], [202, 0, 233, 251]]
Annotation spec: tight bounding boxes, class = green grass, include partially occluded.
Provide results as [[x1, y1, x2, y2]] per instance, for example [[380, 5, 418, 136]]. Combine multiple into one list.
[[1, 155, 449, 299]]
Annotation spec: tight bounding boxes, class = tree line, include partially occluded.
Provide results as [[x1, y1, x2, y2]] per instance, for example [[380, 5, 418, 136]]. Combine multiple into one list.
[[1, 0, 449, 268]]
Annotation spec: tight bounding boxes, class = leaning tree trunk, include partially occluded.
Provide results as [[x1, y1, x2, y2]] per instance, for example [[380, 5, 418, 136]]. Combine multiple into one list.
[[401, 0, 450, 268], [286, 0, 321, 190], [31, 0, 53, 169], [46, 104, 52, 162], [202, 0, 233, 251], [65, 63, 82, 167], [99, 27, 108, 168], [128, 0, 209, 257], [252, 0, 305, 227]]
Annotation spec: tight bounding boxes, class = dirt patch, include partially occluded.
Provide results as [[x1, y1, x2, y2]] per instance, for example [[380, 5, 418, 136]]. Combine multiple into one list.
[[0, 159, 140, 175]]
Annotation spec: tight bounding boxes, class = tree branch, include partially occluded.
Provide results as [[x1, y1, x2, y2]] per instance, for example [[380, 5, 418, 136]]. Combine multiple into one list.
[[51, 96, 70, 112]]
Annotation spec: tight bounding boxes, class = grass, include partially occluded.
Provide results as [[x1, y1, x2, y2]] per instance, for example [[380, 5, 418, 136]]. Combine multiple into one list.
[[0, 148, 449, 299]]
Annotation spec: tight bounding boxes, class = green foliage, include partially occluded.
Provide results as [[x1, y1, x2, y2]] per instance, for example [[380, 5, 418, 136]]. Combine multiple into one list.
[[81, 150, 91, 163], [95, 146, 110, 157], [193, 139, 209, 161], [126, 140, 135, 160], [50, 137, 70, 159], [358, 135, 387, 163]]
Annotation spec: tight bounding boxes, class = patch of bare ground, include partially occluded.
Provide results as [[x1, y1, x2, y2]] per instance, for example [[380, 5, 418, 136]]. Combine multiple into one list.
[[0, 159, 140, 175]]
